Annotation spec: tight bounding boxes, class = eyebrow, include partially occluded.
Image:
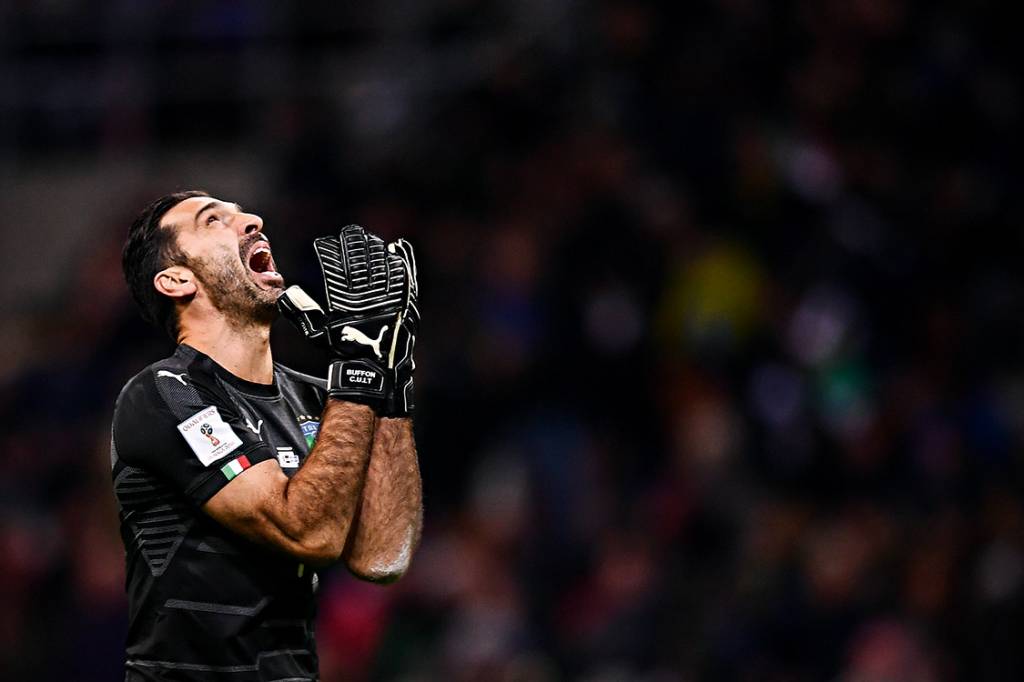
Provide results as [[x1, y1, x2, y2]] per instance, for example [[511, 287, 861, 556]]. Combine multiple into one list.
[[194, 201, 244, 224]]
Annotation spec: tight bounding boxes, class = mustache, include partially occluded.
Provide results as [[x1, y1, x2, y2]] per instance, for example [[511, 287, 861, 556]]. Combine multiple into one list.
[[238, 233, 269, 260]]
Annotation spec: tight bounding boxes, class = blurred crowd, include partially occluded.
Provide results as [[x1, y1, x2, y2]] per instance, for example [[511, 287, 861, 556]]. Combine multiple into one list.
[[2, 1, 1022, 680]]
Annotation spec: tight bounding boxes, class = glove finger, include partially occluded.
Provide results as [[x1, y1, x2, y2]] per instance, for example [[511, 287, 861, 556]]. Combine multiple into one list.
[[340, 224, 371, 295], [396, 239, 418, 285], [388, 239, 418, 300], [405, 299, 420, 331], [364, 230, 391, 295], [313, 236, 348, 311], [386, 241, 416, 326], [385, 248, 408, 307], [277, 285, 329, 346]]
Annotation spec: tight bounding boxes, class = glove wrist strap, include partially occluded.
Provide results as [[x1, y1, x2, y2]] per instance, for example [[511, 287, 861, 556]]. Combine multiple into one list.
[[380, 377, 414, 418], [327, 360, 387, 411]]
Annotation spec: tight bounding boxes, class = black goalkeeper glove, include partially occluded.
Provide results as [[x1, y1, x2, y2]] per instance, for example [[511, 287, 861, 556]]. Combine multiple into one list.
[[383, 238, 418, 417], [277, 225, 410, 412]]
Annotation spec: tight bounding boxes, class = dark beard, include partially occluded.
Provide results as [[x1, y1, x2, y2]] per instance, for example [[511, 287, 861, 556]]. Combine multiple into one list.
[[186, 251, 278, 328]]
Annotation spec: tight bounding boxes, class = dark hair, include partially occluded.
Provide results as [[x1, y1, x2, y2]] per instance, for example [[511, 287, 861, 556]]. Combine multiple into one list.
[[122, 190, 209, 340]]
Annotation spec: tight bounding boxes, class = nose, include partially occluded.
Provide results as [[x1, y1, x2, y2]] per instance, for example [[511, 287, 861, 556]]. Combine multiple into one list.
[[238, 211, 264, 236]]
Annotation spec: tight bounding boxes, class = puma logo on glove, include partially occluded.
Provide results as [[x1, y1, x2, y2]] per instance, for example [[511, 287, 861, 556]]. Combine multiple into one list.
[[340, 325, 388, 360]]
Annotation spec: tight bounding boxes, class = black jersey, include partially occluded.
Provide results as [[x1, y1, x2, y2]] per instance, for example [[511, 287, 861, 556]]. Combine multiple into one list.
[[110, 344, 328, 681]]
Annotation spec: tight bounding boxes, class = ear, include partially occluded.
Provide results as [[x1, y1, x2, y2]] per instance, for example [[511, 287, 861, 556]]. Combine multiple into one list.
[[154, 266, 197, 300]]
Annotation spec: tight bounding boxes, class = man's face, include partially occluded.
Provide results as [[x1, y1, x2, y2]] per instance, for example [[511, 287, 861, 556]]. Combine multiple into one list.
[[160, 196, 285, 325]]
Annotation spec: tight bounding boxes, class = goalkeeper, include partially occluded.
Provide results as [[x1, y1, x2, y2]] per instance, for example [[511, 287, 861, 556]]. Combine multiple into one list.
[[111, 191, 422, 681]]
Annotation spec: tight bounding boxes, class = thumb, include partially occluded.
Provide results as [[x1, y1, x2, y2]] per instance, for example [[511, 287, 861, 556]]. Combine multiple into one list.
[[277, 286, 328, 345]]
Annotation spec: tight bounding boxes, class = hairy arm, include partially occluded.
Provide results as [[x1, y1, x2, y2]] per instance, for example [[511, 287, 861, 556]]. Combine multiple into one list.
[[343, 416, 423, 582], [204, 400, 375, 566]]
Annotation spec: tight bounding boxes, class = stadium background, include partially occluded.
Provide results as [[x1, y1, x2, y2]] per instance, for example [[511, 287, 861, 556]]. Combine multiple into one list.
[[1, 1, 1020, 680]]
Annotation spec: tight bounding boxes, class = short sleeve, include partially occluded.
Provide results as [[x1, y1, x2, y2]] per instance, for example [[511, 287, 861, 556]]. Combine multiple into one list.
[[112, 368, 277, 507]]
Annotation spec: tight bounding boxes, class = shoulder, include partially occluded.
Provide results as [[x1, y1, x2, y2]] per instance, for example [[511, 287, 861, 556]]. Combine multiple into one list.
[[111, 348, 201, 467], [114, 346, 222, 423]]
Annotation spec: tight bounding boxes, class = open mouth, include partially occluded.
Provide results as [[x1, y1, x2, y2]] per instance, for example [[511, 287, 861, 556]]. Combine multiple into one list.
[[244, 240, 284, 287], [248, 245, 274, 273]]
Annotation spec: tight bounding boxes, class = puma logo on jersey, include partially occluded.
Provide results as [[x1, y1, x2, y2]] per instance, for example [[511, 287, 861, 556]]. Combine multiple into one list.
[[340, 325, 388, 360], [245, 418, 264, 436], [157, 370, 188, 386]]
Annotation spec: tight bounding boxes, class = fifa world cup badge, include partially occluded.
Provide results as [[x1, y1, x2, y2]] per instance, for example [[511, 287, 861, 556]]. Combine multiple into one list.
[[200, 423, 221, 446], [176, 406, 243, 466]]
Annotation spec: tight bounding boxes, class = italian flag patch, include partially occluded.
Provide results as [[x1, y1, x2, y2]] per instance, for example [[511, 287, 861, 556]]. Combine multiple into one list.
[[220, 455, 252, 481]]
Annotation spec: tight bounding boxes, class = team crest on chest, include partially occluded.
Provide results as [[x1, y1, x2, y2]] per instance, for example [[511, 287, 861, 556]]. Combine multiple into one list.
[[297, 415, 320, 450]]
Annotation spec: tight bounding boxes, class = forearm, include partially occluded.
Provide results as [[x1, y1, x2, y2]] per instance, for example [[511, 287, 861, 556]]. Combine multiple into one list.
[[267, 400, 376, 558], [343, 416, 422, 582]]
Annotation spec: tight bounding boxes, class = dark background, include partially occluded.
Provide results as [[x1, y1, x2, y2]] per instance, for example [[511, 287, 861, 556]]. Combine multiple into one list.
[[1, 1, 1022, 680]]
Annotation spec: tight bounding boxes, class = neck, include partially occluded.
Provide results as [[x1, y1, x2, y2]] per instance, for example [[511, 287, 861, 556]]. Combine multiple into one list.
[[178, 314, 275, 384]]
